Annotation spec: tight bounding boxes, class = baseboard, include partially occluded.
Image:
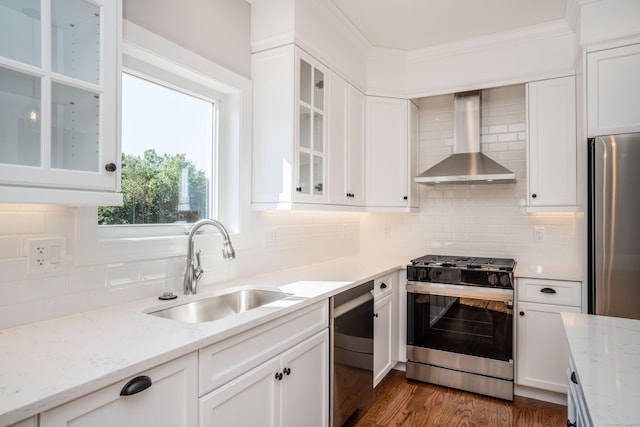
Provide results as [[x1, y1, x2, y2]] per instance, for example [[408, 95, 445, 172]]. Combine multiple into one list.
[[392, 361, 406, 372], [514, 384, 567, 406]]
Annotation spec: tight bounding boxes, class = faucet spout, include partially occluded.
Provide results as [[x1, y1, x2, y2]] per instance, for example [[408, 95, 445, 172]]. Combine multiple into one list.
[[183, 219, 236, 295]]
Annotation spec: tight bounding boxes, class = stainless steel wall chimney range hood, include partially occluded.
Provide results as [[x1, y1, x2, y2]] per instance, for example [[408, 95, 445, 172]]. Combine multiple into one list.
[[415, 91, 516, 184]]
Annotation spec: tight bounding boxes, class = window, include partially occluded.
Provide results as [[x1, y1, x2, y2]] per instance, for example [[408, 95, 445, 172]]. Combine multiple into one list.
[[75, 21, 251, 265], [98, 73, 217, 226]]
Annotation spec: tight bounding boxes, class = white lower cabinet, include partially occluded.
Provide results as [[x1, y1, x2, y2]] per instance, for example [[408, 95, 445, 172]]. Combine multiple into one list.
[[373, 274, 398, 387], [199, 330, 329, 427], [516, 278, 582, 394], [373, 294, 393, 387], [40, 352, 198, 427]]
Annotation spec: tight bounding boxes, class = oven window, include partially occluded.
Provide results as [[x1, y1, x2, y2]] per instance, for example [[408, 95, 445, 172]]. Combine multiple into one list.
[[407, 292, 513, 361]]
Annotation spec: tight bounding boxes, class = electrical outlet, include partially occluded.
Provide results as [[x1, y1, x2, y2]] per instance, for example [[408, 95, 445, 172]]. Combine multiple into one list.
[[534, 227, 545, 242], [27, 238, 66, 273]]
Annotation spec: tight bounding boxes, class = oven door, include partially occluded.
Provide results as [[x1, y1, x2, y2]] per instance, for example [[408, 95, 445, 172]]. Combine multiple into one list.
[[406, 281, 514, 380]]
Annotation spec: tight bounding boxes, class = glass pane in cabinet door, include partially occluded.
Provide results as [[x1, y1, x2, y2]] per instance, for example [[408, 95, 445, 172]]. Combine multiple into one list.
[[312, 155, 323, 195], [313, 69, 324, 110], [298, 151, 311, 195], [0, 67, 41, 166], [51, 0, 100, 84], [299, 105, 311, 149], [51, 82, 99, 171], [0, 0, 41, 66], [313, 112, 323, 152], [299, 60, 311, 105]]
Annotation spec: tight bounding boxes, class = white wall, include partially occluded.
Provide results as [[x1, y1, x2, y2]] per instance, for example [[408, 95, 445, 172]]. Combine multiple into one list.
[[123, 0, 252, 78], [360, 85, 583, 267]]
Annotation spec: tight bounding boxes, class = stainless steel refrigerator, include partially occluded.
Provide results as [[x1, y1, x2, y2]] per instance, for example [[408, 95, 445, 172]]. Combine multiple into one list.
[[589, 133, 640, 320]]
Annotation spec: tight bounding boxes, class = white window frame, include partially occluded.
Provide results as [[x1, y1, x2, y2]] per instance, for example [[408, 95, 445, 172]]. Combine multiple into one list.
[[75, 21, 251, 265]]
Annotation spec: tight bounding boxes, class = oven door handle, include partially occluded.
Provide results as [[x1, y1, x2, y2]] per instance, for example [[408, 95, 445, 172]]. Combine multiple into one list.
[[406, 281, 513, 302]]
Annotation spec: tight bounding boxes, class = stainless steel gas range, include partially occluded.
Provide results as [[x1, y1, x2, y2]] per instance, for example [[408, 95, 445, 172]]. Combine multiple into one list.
[[405, 255, 516, 401]]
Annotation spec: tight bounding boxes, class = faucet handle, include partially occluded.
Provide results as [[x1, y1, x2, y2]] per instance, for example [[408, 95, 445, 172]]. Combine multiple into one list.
[[194, 249, 204, 282]]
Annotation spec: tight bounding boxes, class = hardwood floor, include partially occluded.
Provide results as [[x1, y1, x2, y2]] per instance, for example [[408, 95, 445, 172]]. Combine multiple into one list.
[[343, 370, 567, 427]]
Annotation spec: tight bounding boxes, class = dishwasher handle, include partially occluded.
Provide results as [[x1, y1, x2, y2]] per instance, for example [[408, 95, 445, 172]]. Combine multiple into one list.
[[333, 291, 374, 318]]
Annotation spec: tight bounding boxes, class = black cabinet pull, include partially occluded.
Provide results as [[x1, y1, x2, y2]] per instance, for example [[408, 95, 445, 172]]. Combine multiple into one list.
[[105, 162, 117, 172], [374, 313, 379, 318], [120, 375, 152, 396], [275, 372, 283, 381], [567, 420, 577, 427], [283, 367, 291, 376], [519, 311, 525, 316], [570, 371, 578, 385], [380, 283, 387, 289], [532, 193, 537, 198], [540, 287, 557, 294], [403, 196, 408, 200]]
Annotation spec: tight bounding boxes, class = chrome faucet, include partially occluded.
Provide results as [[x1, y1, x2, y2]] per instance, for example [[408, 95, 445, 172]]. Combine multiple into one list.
[[183, 218, 236, 295]]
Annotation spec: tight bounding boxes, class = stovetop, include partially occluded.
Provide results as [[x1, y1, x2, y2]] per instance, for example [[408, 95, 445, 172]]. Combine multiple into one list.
[[410, 255, 516, 272]]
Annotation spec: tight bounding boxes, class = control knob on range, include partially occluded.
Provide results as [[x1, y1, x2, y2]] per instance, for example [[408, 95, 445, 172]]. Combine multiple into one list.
[[487, 273, 498, 286], [499, 275, 511, 287]]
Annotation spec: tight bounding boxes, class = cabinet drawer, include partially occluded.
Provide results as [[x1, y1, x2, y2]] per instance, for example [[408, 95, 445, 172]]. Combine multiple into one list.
[[199, 300, 328, 396], [517, 278, 581, 307], [373, 274, 394, 299], [40, 352, 198, 427]]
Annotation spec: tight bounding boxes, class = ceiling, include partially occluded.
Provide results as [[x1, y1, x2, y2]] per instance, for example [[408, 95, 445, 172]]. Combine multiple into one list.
[[331, 0, 569, 51]]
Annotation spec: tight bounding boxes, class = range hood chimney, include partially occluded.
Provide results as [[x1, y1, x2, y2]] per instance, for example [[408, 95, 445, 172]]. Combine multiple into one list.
[[415, 91, 516, 184]]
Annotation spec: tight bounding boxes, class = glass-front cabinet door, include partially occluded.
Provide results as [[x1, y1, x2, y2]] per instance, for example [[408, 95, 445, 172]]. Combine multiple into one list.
[[0, 0, 120, 202], [296, 51, 326, 202]]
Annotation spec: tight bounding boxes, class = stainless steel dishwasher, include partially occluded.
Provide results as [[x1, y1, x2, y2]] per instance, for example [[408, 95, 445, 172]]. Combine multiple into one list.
[[330, 280, 374, 427]]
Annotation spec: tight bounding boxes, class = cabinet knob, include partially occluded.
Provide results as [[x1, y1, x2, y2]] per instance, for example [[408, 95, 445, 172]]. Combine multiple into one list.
[[532, 193, 537, 198], [296, 187, 302, 192], [570, 371, 578, 385], [105, 163, 117, 172], [403, 196, 408, 200], [275, 372, 283, 381], [380, 283, 387, 289], [283, 367, 291, 376], [120, 375, 152, 396], [374, 313, 379, 318], [519, 311, 525, 316], [567, 421, 577, 427]]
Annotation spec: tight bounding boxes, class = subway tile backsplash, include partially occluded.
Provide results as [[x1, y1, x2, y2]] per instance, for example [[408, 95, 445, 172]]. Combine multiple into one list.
[[0, 206, 360, 329]]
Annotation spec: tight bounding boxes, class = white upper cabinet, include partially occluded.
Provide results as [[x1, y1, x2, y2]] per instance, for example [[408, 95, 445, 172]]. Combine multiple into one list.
[[587, 43, 640, 137], [526, 76, 577, 211], [366, 97, 419, 210], [0, 0, 122, 205], [327, 74, 365, 206], [252, 45, 328, 208]]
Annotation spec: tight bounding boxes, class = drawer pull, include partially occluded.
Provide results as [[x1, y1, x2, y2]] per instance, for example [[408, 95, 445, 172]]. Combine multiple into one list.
[[540, 287, 557, 294], [380, 283, 387, 289], [570, 371, 578, 385], [120, 375, 152, 396], [567, 420, 577, 427]]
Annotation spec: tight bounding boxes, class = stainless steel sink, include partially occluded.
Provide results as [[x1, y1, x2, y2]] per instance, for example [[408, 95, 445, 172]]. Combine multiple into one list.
[[149, 288, 292, 323]]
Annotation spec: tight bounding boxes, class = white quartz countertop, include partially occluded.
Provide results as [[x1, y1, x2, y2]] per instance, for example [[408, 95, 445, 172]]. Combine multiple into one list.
[[0, 256, 405, 425], [561, 312, 640, 427], [515, 263, 582, 281]]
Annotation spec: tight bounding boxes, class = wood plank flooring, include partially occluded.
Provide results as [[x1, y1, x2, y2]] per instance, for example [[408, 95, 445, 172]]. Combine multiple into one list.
[[343, 370, 567, 427]]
